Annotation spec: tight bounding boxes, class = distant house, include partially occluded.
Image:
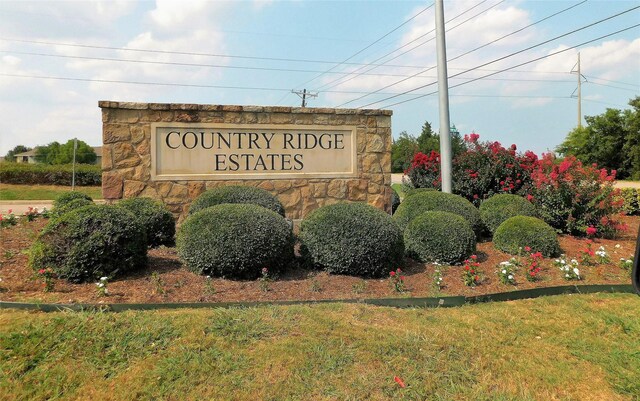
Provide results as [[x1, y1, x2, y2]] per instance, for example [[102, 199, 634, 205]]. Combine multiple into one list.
[[14, 146, 102, 165]]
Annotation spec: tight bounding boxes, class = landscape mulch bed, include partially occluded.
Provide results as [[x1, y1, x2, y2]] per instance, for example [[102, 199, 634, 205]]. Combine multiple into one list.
[[0, 216, 637, 305]]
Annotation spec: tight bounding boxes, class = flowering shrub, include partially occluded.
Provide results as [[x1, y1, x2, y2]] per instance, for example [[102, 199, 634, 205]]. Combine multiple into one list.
[[389, 268, 406, 292], [453, 135, 538, 205], [619, 257, 634, 271], [0, 209, 18, 228], [554, 256, 581, 280], [259, 267, 271, 292], [580, 241, 596, 265], [405, 150, 441, 190], [595, 245, 610, 264], [37, 268, 56, 292], [525, 251, 543, 282], [405, 134, 538, 205], [96, 277, 109, 296], [529, 154, 624, 237], [433, 265, 444, 290], [462, 255, 480, 286], [497, 260, 517, 285]]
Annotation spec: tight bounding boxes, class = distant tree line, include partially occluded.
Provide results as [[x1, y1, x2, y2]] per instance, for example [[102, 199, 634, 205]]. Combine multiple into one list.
[[3, 139, 97, 165], [557, 96, 640, 180], [391, 121, 465, 173]]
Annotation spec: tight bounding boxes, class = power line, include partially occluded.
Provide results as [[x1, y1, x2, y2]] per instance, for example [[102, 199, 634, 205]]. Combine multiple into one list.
[[376, 23, 640, 109], [291, 3, 434, 89], [315, 0, 497, 92], [0, 36, 578, 75], [353, 5, 640, 108], [332, 0, 586, 106], [588, 81, 640, 92], [0, 37, 430, 70], [585, 75, 640, 88]]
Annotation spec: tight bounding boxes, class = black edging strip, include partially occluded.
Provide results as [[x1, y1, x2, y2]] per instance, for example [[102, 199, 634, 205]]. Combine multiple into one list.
[[0, 284, 635, 313]]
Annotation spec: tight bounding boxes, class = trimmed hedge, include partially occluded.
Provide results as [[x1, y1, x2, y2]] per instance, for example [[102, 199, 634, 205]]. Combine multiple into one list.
[[493, 215, 560, 257], [52, 191, 93, 209], [404, 211, 476, 264], [405, 187, 436, 198], [0, 162, 101, 186], [393, 190, 483, 234], [118, 198, 176, 248], [29, 205, 147, 283], [479, 194, 537, 235], [51, 198, 95, 218], [177, 204, 294, 279], [189, 186, 285, 216], [391, 187, 401, 214], [299, 202, 404, 277]]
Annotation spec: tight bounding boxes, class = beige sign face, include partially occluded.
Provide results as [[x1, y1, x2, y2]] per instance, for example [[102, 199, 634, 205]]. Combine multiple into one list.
[[150, 123, 357, 180]]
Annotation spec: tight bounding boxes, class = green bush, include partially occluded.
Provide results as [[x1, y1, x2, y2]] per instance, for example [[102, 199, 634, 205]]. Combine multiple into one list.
[[177, 204, 294, 279], [618, 188, 639, 216], [52, 191, 93, 209], [493, 216, 560, 257], [479, 194, 537, 235], [299, 202, 404, 277], [189, 185, 285, 216], [29, 205, 147, 283], [404, 211, 476, 264], [391, 187, 400, 214], [51, 198, 95, 218], [393, 190, 482, 235], [118, 198, 175, 248], [405, 187, 436, 198], [0, 162, 101, 186]]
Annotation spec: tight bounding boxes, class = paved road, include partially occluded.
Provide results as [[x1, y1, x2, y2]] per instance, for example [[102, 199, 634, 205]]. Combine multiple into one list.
[[0, 200, 106, 216]]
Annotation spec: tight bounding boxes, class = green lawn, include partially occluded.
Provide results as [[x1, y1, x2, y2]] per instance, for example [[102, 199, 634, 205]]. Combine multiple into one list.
[[0, 184, 102, 200], [392, 183, 405, 199], [1, 293, 639, 400]]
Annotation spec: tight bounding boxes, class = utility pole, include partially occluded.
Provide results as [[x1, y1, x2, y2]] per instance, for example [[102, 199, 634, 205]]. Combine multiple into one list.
[[435, 0, 452, 193], [292, 89, 318, 107], [72, 138, 77, 191], [571, 52, 585, 128]]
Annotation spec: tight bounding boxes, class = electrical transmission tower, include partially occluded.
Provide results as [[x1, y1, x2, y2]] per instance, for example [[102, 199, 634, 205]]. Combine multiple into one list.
[[291, 89, 318, 107], [571, 52, 588, 128]]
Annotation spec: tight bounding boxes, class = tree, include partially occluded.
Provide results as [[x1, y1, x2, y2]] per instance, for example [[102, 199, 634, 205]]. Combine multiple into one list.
[[35, 140, 96, 165], [557, 96, 640, 179], [417, 121, 466, 157], [391, 131, 418, 173], [4, 145, 31, 162]]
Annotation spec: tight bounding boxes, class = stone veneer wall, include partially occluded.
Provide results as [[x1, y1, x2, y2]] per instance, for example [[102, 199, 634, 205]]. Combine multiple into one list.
[[99, 101, 392, 221]]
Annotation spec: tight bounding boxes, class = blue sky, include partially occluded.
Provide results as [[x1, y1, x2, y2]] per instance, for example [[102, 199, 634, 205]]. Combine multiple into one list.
[[0, 0, 638, 157]]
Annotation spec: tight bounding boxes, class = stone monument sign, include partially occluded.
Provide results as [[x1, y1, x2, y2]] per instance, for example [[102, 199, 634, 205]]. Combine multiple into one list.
[[100, 102, 392, 220]]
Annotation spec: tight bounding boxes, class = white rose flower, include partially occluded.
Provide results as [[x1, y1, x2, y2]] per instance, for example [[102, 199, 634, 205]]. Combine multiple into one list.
[[573, 268, 580, 275], [502, 269, 507, 274], [508, 275, 514, 280]]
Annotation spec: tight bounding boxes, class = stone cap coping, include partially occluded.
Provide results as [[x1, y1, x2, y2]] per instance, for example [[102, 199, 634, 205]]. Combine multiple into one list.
[[98, 101, 392, 116]]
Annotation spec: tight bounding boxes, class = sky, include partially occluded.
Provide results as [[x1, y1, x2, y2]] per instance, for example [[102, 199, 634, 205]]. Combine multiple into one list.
[[0, 0, 638, 157]]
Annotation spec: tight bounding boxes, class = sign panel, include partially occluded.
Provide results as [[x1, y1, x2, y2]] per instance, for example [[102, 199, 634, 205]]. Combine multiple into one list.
[[150, 123, 357, 180]]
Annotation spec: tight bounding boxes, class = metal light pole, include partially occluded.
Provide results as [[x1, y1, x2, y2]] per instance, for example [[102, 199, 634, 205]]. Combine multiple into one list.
[[435, 0, 452, 193], [72, 138, 77, 191]]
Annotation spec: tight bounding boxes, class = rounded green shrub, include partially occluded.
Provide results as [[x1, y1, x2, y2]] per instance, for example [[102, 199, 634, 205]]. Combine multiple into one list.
[[391, 187, 401, 214], [52, 191, 93, 210], [177, 204, 294, 279], [118, 198, 175, 248], [51, 197, 95, 218], [479, 194, 537, 235], [393, 190, 482, 235], [405, 187, 436, 198], [404, 211, 476, 264], [29, 205, 147, 283], [493, 215, 560, 257], [189, 185, 285, 216], [299, 202, 404, 277]]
